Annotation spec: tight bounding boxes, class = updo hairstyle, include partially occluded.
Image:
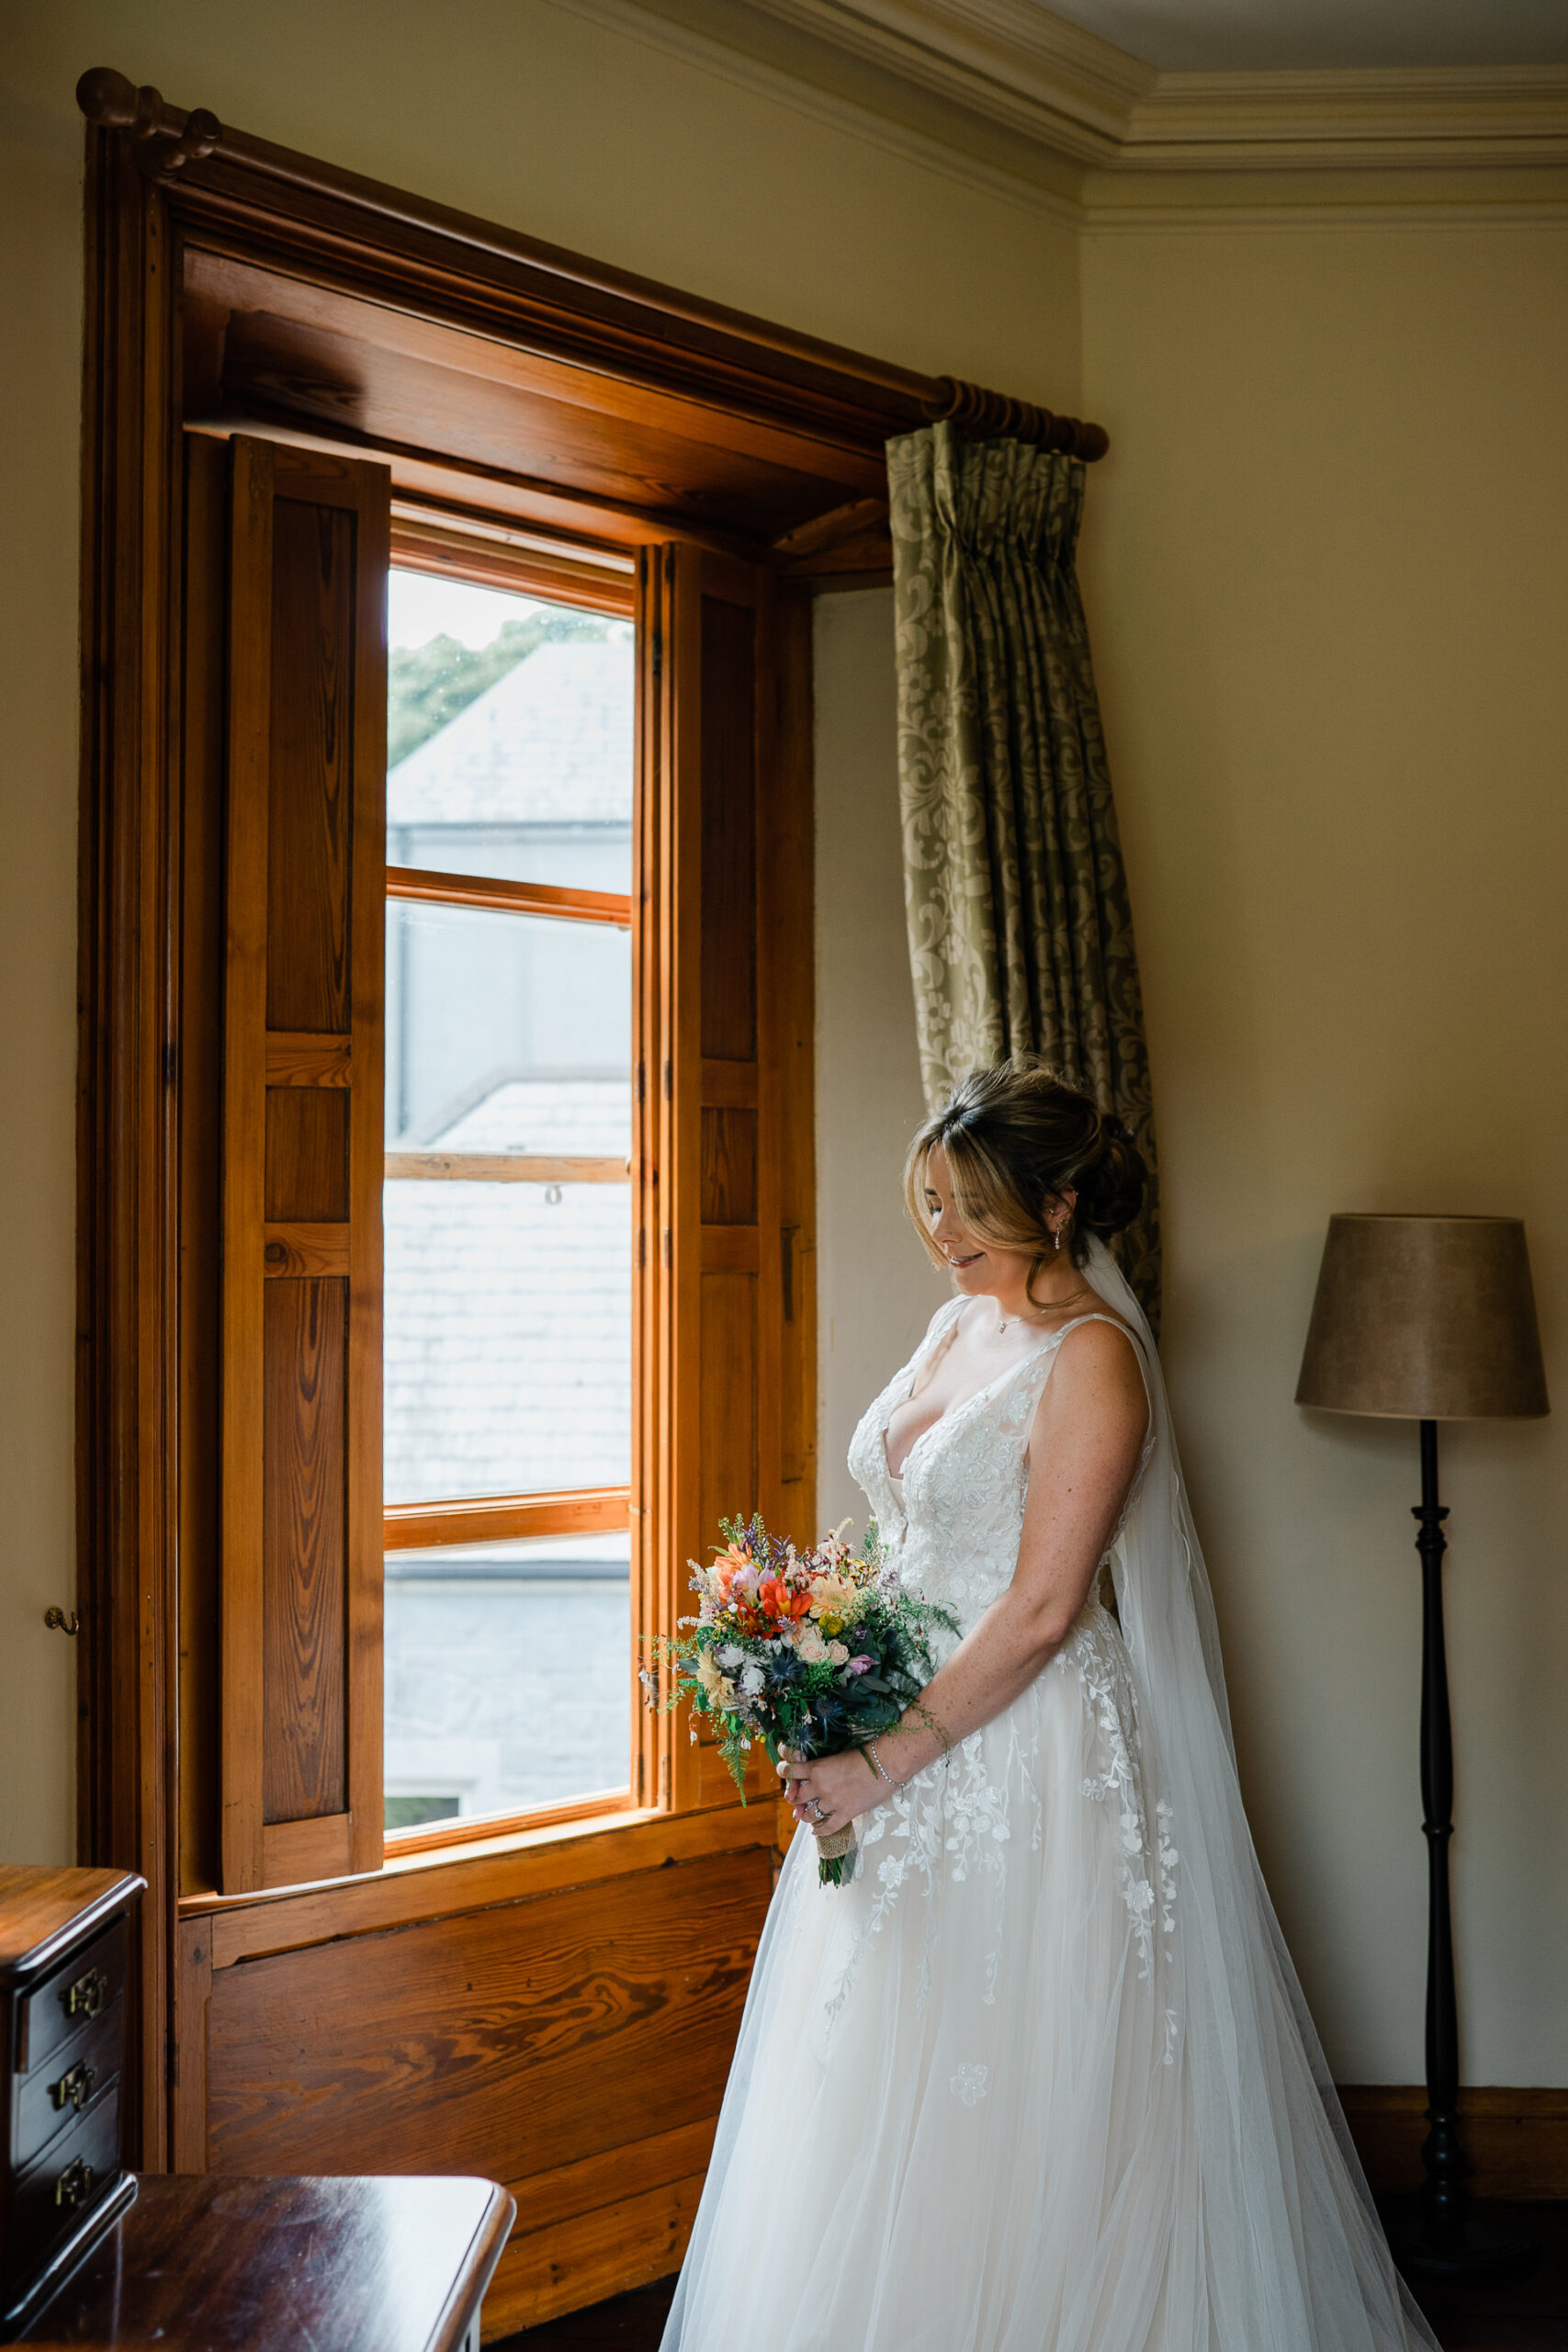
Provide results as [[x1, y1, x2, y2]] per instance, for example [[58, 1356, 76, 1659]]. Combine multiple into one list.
[[904, 1058, 1146, 1310]]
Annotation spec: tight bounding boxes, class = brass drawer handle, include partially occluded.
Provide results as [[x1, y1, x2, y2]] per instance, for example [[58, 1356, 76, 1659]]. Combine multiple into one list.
[[62, 1967, 108, 2021], [50, 2060, 97, 2114], [54, 2156, 96, 2211]]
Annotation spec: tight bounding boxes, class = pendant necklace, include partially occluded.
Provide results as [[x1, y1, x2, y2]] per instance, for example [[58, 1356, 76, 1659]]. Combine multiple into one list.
[[998, 1279, 1089, 1337]]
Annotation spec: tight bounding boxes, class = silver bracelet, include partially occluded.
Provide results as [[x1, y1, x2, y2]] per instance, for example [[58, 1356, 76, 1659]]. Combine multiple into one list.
[[866, 1738, 898, 1786]]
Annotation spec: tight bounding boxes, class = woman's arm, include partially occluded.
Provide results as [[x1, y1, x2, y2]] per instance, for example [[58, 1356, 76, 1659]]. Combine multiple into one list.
[[783, 1320, 1148, 1825]]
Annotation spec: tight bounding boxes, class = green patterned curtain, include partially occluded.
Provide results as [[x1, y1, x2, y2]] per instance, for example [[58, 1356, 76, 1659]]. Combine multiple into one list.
[[887, 420, 1161, 1327]]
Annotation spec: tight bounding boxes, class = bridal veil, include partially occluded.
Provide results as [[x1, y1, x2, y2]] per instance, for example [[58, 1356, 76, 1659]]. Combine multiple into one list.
[[1077, 1238, 1435, 2349]]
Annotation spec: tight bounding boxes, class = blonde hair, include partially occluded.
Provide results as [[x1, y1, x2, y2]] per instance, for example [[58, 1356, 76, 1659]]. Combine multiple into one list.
[[904, 1058, 1145, 1311]]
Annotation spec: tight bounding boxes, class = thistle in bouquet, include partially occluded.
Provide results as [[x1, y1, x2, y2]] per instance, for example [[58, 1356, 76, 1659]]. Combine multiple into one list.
[[642, 1513, 956, 1886]]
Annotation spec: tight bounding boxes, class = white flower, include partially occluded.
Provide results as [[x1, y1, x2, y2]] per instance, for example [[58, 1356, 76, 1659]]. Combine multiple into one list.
[[797, 1625, 828, 1665], [950, 2064, 988, 2108], [716, 1644, 745, 1669], [827, 1640, 849, 1666], [739, 1661, 766, 1697]]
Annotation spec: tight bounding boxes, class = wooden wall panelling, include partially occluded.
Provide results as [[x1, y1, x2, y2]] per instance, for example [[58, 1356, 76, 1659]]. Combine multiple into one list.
[[1340, 2085, 1568, 2204], [499, 2156, 707, 2332], [197, 1848, 773, 2339], [218, 435, 389, 1893]]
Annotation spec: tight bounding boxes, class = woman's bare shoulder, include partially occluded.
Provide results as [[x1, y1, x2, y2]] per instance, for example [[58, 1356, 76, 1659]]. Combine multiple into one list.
[[1063, 1307, 1142, 1353], [1039, 1313, 1148, 1439]]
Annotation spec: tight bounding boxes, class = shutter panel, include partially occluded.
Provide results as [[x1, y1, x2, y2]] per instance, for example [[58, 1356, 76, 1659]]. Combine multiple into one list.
[[220, 436, 389, 1892], [639, 546, 816, 1814]]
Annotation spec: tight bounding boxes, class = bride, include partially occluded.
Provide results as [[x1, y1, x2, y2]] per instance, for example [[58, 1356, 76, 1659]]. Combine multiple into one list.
[[660, 1059, 1437, 2352]]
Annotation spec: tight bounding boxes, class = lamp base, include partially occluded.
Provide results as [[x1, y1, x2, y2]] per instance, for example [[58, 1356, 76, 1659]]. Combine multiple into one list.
[[1382, 2194, 1539, 2282]]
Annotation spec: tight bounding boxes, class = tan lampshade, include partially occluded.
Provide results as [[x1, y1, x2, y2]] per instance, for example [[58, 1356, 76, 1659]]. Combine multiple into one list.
[[1295, 1214, 1550, 1420]]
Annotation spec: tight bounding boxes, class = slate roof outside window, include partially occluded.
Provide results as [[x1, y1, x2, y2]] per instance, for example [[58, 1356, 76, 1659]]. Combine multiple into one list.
[[383, 609, 634, 1828]]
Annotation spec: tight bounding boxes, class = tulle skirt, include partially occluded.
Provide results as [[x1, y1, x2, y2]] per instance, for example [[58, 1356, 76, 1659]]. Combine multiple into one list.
[[661, 1600, 1216, 2352]]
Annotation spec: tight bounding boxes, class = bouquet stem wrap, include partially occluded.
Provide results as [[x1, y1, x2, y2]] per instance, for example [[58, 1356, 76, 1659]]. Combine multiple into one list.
[[812, 1819, 859, 1883]]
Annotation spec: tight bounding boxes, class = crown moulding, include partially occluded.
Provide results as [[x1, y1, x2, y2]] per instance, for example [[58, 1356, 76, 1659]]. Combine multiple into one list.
[[696, 0, 1568, 171]]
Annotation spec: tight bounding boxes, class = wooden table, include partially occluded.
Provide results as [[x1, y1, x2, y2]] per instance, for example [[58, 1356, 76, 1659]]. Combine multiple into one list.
[[11, 2174, 514, 2350]]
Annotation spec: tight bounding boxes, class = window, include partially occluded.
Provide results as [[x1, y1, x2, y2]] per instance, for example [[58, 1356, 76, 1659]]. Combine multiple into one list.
[[382, 560, 637, 1836], [85, 96, 857, 1969]]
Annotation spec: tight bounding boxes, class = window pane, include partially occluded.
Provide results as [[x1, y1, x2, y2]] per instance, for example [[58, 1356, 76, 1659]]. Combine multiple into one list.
[[385, 1172, 631, 1503], [388, 570, 633, 895], [384, 894, 632, 1504], [386, 898, 631, 1151], [385, 1533, 630, 1829]]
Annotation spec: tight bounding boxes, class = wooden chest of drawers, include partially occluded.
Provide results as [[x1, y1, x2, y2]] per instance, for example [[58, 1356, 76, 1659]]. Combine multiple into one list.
[[0, 1868, 144, 2332]]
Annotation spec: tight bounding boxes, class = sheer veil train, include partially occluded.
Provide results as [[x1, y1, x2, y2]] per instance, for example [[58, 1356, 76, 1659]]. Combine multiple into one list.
[[1071, 1239, 1437, 2348]]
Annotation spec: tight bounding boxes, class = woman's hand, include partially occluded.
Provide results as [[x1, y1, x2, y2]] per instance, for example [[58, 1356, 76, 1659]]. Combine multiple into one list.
[[778, 1746, 883, 1838]]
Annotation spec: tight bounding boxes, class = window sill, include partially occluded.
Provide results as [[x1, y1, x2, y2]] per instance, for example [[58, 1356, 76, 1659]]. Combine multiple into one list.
[[177, 1793, 795, 1968], [383, 1784, 634, 1860]]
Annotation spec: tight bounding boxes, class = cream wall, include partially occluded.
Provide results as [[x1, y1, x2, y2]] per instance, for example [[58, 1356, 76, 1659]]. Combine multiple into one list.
[[1079, 221, 1568, 2084], [0, 0, 1078, 1863]]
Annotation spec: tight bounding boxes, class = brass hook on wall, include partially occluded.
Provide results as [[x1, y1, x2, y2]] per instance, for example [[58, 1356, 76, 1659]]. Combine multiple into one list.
[[44, 1607, 80, 1637]]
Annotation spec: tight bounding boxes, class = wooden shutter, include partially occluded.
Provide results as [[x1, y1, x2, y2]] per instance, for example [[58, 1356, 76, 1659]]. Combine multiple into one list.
[[219, 436, 389, 1892], [637, 547, 817, 1814]]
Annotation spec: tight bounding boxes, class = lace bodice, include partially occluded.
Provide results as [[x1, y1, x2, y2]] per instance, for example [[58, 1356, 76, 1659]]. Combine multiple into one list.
[[848, 1297, 1144, 1638]]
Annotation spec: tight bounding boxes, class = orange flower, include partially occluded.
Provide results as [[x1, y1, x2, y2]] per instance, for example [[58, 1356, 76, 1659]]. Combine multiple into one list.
[[757, 1574, 812, 1623]]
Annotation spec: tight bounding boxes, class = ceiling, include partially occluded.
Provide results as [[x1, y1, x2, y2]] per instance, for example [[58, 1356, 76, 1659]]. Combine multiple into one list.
[[1040, 0, 1568, 73]]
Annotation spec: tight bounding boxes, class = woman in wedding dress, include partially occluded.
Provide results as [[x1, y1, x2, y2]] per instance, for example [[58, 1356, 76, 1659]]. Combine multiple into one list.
[[661, 1059, 1437, 2352]]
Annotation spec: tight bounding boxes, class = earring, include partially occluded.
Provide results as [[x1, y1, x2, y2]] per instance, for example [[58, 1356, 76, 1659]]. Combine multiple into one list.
[[1053, 1226, 1062, 1252]]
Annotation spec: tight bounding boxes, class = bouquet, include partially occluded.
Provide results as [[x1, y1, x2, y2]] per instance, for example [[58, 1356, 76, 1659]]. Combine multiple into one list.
[[644, 1514, 955, 1886]]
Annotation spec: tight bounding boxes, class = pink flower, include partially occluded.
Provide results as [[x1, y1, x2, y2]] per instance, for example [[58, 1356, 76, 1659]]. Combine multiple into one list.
[[846, 1655, 874, 1675]]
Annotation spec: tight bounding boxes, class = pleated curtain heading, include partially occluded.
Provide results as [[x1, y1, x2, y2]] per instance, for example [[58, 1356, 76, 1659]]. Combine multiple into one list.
[[887, 421, 1161, 1329]]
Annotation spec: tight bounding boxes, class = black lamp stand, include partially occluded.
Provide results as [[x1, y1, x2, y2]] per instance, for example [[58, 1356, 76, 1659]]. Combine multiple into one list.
[[1388, 1419, 1535, 2281]]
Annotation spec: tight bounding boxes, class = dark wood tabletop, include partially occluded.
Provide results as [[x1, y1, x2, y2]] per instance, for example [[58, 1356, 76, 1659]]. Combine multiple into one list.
[[0, 1871, 142, 1982], [13, 2173, 514, 2351]]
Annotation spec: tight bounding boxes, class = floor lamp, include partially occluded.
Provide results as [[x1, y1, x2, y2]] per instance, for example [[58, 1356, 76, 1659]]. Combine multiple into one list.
[[1295, 1214, 1550, 2280]]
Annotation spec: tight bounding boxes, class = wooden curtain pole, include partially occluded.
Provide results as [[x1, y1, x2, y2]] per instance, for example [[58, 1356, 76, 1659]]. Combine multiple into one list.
[[75, 66, 1109, 463], [921, 376, 1109, 462]]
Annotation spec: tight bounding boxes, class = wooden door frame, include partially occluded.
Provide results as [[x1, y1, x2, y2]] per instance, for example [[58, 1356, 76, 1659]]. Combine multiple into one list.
[[77, 127, 182, 2166]]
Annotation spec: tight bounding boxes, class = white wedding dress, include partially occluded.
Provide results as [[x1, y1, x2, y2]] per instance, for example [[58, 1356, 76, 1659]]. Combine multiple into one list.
[[660, 1244, 1437, 2352]]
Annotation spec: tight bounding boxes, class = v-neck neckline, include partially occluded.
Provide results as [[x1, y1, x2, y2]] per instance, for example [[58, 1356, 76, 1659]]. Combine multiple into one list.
[[882, 1307, 1066, 1487]]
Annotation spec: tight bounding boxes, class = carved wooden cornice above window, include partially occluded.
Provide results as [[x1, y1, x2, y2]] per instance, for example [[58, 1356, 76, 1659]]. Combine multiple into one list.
[[76, 62, 1107, 576]]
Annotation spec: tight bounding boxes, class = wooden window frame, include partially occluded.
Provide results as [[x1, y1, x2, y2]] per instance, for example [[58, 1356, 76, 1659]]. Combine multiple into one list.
[[380, 531, 637, 1851], [75, 63, 1097, 2177]]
